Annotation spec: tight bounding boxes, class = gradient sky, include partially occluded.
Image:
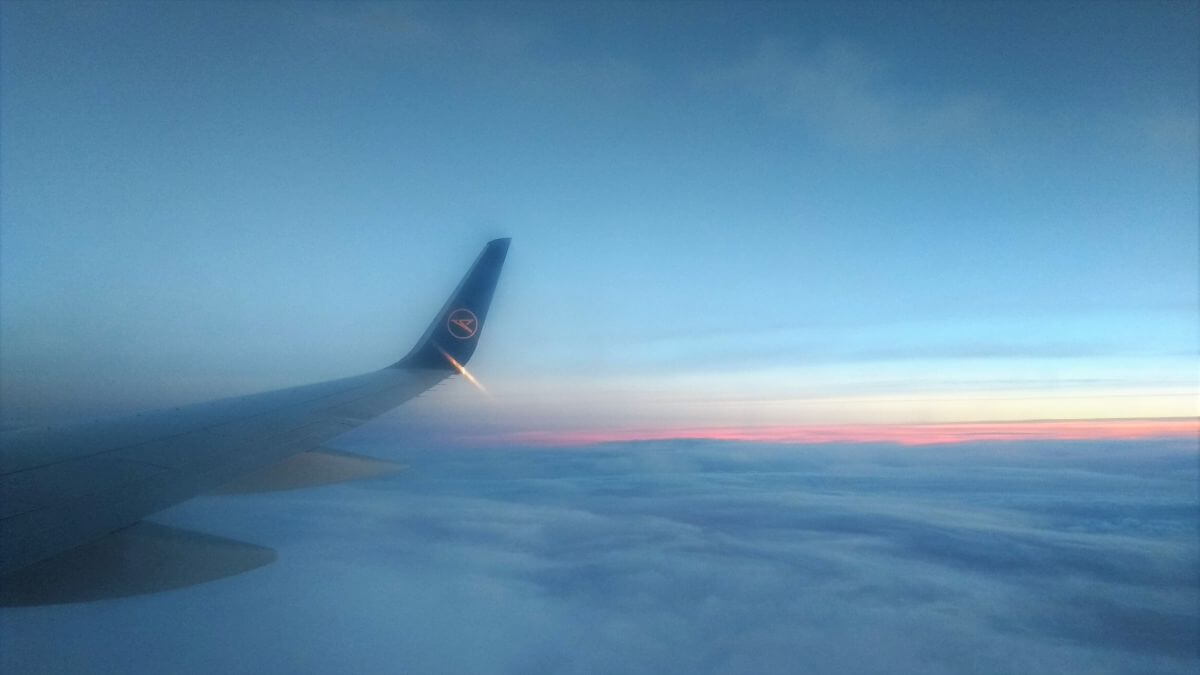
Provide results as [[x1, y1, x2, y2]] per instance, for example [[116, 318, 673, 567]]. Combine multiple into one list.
[[1, 1, 1197, 444]]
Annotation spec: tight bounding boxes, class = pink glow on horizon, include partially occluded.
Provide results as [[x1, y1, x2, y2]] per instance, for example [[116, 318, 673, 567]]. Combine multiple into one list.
[[490, 418, 1199, 447]]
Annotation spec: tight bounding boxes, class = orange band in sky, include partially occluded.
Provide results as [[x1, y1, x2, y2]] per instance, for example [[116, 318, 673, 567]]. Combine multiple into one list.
[[492, 418, 1199, 447]]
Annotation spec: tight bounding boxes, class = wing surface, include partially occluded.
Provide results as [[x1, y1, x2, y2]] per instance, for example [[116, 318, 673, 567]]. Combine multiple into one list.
[[0, 238, 511, 580]]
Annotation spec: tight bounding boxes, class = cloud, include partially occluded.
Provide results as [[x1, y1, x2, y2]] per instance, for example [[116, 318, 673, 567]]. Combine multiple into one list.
[[302, 2, 531, 57], [708, 39, 996, 149], [2, 439, 1195, 674], [532, 309, 1199, 376], [300, 4, 645, 98]]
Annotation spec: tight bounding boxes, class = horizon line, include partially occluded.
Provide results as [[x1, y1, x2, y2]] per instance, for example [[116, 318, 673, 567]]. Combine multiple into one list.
[[477, 417, 1200, 447]]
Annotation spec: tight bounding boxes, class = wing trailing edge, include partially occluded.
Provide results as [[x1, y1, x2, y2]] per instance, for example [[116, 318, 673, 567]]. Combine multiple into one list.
[[0, 521, 276, 606]]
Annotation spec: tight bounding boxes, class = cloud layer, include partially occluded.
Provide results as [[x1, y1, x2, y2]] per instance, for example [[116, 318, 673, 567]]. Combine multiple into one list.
[[2, 439, 1196, 674]]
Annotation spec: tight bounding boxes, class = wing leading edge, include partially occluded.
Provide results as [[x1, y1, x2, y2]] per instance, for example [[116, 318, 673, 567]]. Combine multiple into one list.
[[0, 238, 511, 602]]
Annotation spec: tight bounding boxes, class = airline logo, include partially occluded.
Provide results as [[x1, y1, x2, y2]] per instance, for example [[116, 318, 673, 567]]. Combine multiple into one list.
[[446, 308, 478, 339]]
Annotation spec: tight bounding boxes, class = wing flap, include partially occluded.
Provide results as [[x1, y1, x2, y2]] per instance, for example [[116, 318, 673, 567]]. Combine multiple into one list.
[[0, 521, 276, 607]]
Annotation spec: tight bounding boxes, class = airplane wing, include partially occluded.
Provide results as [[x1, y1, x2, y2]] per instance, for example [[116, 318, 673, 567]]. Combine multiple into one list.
[[0, 238, 511, 604]]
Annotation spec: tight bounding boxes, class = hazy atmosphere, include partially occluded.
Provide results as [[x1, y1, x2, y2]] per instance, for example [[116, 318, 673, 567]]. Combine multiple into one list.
[[1, 1, 1196, 673]]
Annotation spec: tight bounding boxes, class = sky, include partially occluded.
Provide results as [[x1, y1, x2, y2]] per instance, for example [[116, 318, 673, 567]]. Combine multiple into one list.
[[1, 0, 1197, 443], [1, 5, 1198, 673]]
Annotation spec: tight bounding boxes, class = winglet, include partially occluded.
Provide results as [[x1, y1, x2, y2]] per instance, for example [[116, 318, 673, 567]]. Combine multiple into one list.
[[394, 238, 511, 370]]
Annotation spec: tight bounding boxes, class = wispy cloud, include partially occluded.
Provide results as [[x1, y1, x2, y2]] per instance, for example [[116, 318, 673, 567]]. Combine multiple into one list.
[[706, 39, 996, 149], [527, 309, 1199, 374], [305, 3, 533, 58], [300, 4, 646, 97]]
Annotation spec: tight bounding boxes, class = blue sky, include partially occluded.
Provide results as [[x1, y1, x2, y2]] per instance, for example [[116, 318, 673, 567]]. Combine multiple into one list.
[[1, 1, 1196, 440]]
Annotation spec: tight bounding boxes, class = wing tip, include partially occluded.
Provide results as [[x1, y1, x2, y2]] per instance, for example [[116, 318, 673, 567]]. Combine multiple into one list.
[[393, 238, 512, 370]]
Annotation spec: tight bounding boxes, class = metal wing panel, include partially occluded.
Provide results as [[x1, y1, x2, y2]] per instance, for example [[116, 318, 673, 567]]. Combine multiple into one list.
[[0, 371, 387, 474], [0, 367, 447, 574]]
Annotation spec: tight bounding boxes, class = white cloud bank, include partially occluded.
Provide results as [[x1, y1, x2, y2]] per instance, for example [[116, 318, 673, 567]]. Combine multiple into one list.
[[2, 439, 1196, 674]]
